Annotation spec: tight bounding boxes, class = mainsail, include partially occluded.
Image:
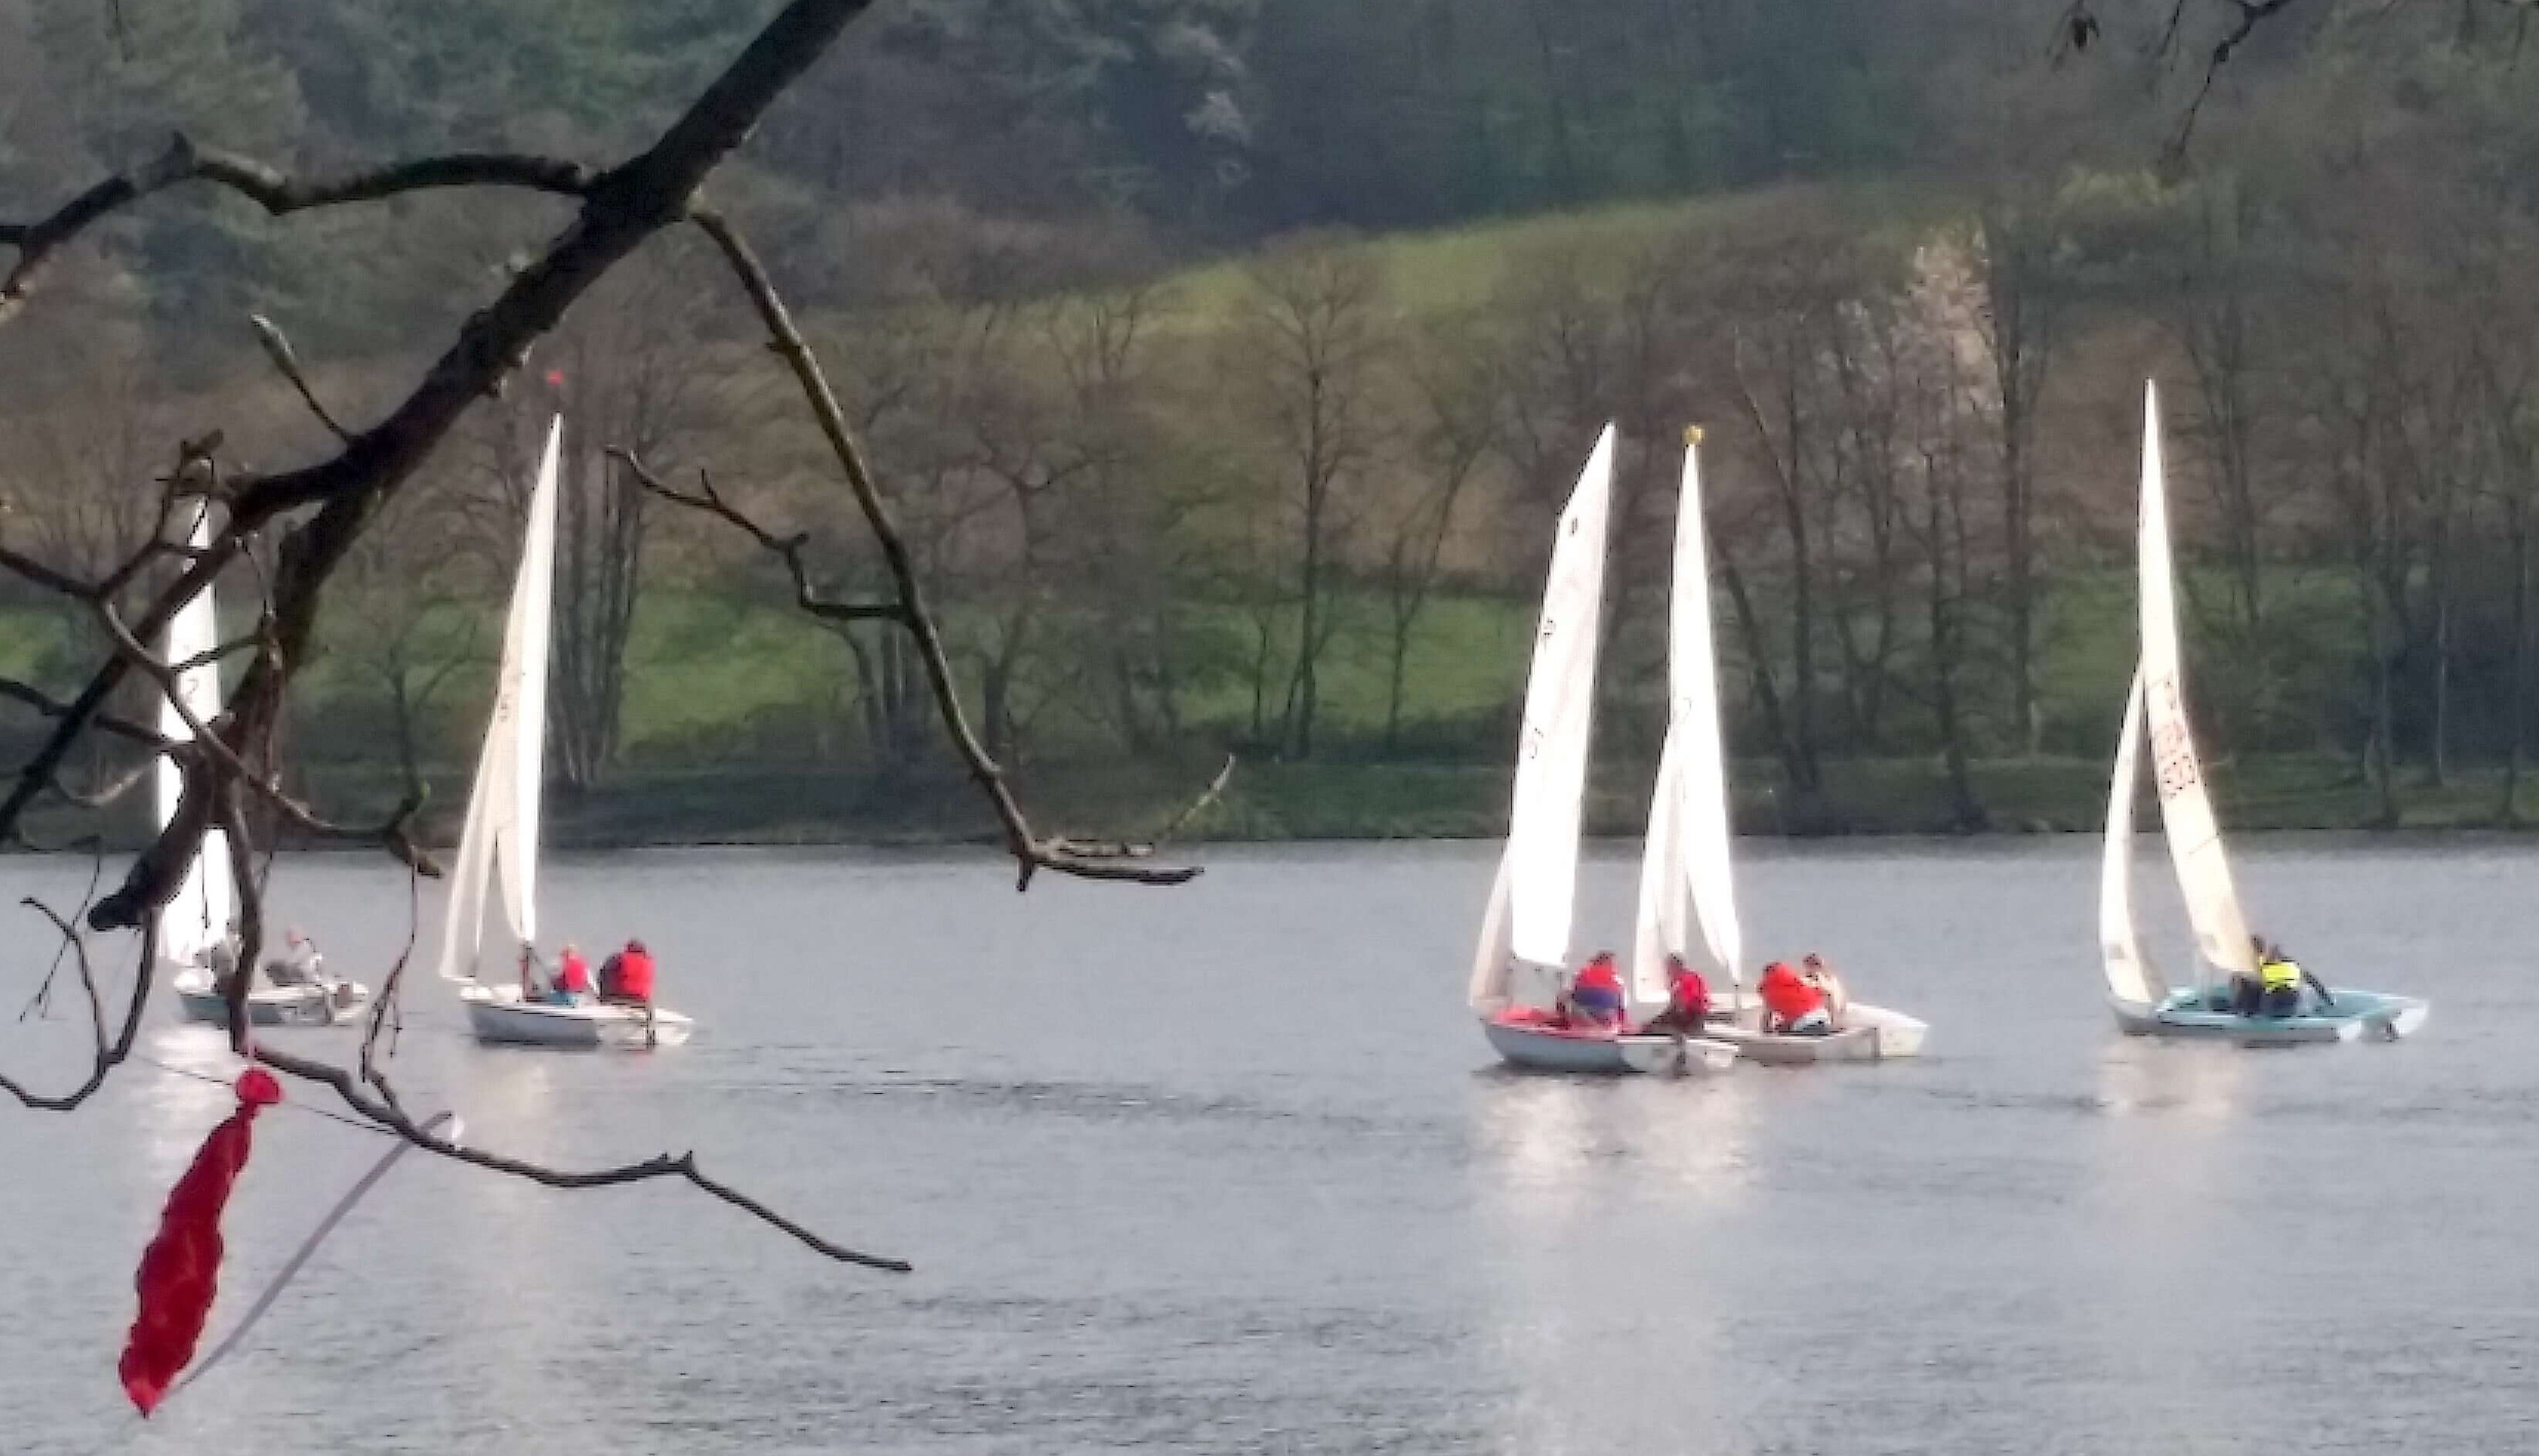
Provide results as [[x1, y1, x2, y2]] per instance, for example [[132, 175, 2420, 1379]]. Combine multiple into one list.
[[155, 502, 233, 969], [1631, 430, 1741, 1013], [436, 418, 562, 984], [2138, 381, 2257, 988], [2099, 666, 2167, 1008], [1469, 425, 1614, 1011]]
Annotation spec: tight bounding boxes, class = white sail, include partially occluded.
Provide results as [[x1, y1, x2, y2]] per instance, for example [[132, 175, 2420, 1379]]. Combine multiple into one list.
[[1469, 425, 1614, 1011], [155, 501, 233, 969], [2099, 666, 2166, 1008], [2138, 382, 2257, 987], [1631, 431, 1741, 1011], [436, 417, 562, 983]]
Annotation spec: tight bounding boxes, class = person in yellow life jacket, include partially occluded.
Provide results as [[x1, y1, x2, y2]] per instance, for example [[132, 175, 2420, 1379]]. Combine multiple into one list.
[[2255, 938, 2333, 1018], [2226, 934, 2270, 1016]]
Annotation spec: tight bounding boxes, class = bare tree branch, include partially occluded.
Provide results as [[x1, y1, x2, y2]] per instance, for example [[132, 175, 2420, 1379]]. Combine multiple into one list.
[[674, 206, 1202, 888], [0, 0, 1062, 1279], [1043, 754, 1237, 859], [0, 676, 168, 749], [0, 901, 159, 1113], [253, 1045, 910, 1271], [616, 455, 911, 625], [0, 139, 596, 324]]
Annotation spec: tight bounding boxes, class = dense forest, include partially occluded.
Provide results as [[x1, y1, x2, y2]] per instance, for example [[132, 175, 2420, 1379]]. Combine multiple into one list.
[[5, 0, 2539, 840]]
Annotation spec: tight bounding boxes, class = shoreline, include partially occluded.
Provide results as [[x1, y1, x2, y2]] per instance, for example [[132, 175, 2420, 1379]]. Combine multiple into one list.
[[21, 750, 2537, 855]]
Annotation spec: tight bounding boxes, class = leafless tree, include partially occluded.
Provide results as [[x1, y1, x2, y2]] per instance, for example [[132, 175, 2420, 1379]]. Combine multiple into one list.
[[1381, 317, 1496, 752], [1228, 233, 1389, 759], [330, 474, 480, 790], [0, 0, 1195, 1287]]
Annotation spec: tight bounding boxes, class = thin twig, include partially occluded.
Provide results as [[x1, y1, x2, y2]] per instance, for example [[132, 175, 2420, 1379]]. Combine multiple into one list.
[[250, 314, 354, 444], [616, 455, 910, 624]]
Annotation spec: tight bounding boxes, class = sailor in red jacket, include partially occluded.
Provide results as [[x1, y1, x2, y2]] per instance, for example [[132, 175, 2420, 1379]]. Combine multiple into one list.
[[1758, 960, 1832, 1035], [1640, 954, 1713, 1035], [555, 943, 591, 1001], [1563, 951, 1626, 1031], [603, 938, 655, 1007]]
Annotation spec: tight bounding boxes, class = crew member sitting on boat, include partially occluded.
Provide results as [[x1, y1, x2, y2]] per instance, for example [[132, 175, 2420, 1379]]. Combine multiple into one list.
[[1637, 955, 1712, 1035], [2255, 938, 2332, 1018], [1561, 952, 1626, 1032], [599, 938, 656, 1008], [1758, 960, 1832, 1036], [203, 932, 244, 998], [1799, 952, 1849, 1027], [264, 926, 325, 988], [552, 941, 591, 1004]]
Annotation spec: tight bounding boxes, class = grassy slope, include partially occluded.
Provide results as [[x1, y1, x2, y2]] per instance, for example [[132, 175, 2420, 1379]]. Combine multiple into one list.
[[0, 202, 2490, 844]]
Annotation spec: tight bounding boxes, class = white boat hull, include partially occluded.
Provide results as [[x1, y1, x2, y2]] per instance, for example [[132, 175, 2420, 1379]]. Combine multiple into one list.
[[461, 985, 693, 1048], [1481, 1016, 1738, 1075], [1701, 1001, 1928, 1063], [2111, 988, 2426, 1045], [170, 967, 371, 1028]]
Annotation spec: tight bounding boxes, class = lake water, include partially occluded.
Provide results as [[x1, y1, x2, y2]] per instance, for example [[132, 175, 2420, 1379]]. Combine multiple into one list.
[[0, 838, 2532, 1455]]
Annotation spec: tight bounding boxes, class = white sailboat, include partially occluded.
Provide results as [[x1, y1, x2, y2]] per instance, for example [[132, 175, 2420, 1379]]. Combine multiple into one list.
[[1641, 431, 1925, 1065], [2101, 382, 2425, 1043], [165, 502, 370, 1028], [1473, 427, 1735, 1074], [438, 417, 690, 1048]]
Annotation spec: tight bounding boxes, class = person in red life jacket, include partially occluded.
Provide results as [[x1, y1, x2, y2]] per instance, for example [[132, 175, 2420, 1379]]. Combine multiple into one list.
[[550, 941, 591, 1005], [1560, 951, 1627, 1032], [602, 938, 656, 1008], [1758, 960, 1832, 1035], [1639, 954, 1713, 1035]]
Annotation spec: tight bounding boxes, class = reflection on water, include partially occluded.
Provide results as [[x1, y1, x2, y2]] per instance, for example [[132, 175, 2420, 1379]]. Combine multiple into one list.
[[131, 1028, 245, 1183], [1469, 1069, 1753, 1456], [2093, 1028, 2250, 1121], [0, 839, 2530, 1454]]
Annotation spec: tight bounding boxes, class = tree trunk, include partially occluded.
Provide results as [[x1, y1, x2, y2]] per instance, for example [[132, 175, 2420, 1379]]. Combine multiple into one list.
[[1522, 0, 1582, 201], [551, 444, 647, 792], [2506, 503, 2531, 824], [1928, 469, 1986, 832], [2366, 569, 2401, 830], [2002, 422, 2037, 756], [1714, 542, 1814, 800], [2428, 507, 2451, 787]]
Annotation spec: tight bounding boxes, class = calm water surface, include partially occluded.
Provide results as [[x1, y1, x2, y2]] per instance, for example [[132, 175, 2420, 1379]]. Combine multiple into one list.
[[0, 838, 2532, 1454]]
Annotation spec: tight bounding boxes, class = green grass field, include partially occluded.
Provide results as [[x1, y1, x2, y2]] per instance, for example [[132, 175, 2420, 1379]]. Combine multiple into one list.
[[1165, 197, 1742, 323]]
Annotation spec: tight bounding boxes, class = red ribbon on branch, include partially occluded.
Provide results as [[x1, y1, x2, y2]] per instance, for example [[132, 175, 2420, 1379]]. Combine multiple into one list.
[[118, 1067, 282, 1416]]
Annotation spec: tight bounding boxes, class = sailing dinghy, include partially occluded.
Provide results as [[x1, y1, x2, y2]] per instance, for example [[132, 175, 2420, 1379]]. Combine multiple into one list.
[[2101, 383, 2426, 1044], [164, 502, 371, 1028], [1473, 428, 1737, 1075], [438, 417, 691, 1048], [1647, 431, 1925, 1065]]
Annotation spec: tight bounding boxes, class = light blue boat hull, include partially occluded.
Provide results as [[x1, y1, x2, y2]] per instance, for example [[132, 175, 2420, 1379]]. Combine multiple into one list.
[[2111, 988, 2429, 1045]]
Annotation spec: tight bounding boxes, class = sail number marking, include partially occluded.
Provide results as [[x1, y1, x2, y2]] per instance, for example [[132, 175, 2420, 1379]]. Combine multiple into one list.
[[2148, 675, 2200, 800]]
